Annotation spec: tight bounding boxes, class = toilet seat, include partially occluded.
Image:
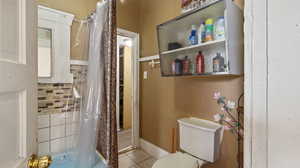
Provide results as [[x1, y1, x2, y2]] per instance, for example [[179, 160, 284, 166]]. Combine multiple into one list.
[[152, 152, 205, 168]]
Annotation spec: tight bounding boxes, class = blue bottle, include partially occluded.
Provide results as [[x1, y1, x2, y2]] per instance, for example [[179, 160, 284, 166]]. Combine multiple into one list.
[[189, 25, 198, 45]]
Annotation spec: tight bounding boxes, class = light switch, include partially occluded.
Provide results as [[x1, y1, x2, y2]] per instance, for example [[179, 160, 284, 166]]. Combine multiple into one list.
[[143, 71, 148, 79]]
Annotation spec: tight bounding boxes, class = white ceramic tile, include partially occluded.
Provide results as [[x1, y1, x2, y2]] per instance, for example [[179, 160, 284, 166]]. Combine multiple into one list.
[[50, 138, 66, 154], [66, 123, 79, 136], [139, 157, 157, 168], [51, 113, 66, 126], [51, 125, 65, 140], [119, 155, 139, 168], [66, 111, 80, 123], [65, 135, 78, 150], [38, 128, 50, 142], [38, 142, 50, 155], [38, 114, 50, 129], [127, 150, 151, 163]]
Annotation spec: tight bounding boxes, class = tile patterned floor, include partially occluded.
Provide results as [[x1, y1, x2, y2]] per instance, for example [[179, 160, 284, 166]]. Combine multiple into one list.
[[119, 149, 157, 168], [118, 129, 132, 151]]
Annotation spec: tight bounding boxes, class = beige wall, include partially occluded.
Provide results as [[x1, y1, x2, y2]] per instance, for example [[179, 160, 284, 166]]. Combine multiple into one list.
[[37, 0, 140, 60], [117, 0, 140, 33], [139, 0, 244, 168]]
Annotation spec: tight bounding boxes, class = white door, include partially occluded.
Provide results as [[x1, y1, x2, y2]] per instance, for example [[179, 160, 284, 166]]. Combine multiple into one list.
[[245, 0, 300, 167], [268, 0, 300, 167], [0, 0, 37, 168]]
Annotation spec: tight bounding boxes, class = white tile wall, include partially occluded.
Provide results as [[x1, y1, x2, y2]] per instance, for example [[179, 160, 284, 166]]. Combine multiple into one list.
[[65, 135, 78, 149], [38, 128, 49, 142], [66, 111, 80, 124], [66, 123, 79, 136], [51, 138, 66, 154], [51, 125, 66, 140], [51, 113, 66, 126], [38, 114, 50, 129], [38, 112, 80, 155], [38, 142, 50, 155]]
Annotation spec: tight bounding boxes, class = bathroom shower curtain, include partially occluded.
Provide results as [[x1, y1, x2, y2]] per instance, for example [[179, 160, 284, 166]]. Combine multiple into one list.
[[95, 0, 118, 167], [75, 0, 118, 168]]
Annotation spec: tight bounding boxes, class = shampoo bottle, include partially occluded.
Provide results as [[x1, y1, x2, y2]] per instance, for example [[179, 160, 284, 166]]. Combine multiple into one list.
[[174, 59, 183, 75], [213, 52, 225, 72], [198, 22, 206, 44], [182, 56, 190, 74], [189, 25, 198, 45], [214, 16, 225, 40], [196, 51, 205, 74], [205, 18, 214, 42]]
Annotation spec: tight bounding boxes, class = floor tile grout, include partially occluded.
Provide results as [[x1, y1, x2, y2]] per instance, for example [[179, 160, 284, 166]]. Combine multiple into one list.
[[119, 149, 157, 168]]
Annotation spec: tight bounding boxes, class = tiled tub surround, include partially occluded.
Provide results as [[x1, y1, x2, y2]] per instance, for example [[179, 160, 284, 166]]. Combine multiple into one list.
[[38, 64, 87, 155], [38, 112, 80, 155]]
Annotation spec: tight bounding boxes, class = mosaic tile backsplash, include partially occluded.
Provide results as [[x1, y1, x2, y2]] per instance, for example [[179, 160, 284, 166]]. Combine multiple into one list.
[[38, 65, 87, 115], [38, 83, 74, 114]]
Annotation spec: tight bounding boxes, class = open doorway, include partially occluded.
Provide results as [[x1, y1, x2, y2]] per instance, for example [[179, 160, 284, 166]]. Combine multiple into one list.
[[117, 29, 140, 152]]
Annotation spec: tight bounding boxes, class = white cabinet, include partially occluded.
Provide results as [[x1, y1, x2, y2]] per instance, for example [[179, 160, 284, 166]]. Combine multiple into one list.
[[38, 6, 74, 83], [157, 0, 243, 77]]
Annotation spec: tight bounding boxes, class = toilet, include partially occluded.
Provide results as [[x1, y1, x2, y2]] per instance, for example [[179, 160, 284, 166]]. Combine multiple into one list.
[[152, 117, 223, 168]]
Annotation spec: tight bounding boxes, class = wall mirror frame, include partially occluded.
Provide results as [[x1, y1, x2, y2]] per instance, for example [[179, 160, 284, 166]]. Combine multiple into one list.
[[38, 5, 74, 83], [38, 27, 53, 78]]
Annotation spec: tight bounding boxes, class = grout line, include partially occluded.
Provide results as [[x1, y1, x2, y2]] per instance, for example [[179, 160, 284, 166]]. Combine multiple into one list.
[[125, 150, 153, 166], [118, 149, 157, 168]]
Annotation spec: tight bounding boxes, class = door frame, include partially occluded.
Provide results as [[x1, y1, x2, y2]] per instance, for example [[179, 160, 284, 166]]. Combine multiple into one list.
[[117, 28, 140, 149], [244, 0, 268, 167]]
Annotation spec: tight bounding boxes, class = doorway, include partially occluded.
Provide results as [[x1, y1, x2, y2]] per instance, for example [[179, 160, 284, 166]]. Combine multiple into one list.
[[117, 28, 140, 152]]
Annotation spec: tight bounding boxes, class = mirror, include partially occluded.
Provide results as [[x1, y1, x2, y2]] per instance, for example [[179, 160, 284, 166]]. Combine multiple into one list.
[[38, 28, 52, 78], [38, 6, 74, 83]]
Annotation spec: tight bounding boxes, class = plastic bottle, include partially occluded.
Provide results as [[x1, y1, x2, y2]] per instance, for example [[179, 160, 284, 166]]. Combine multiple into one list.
[[213, 52, 225, 72], [198, 22, 206, 44], [214, 16, 225, 40], [172, 61, 176, 75], [189, 60, 195, 74], [205, 18, 214, 42], [196, 51, 205, 74], [182, 56, 190, 74], [174, 59, 183, 75], [189, 25, 198, 45]]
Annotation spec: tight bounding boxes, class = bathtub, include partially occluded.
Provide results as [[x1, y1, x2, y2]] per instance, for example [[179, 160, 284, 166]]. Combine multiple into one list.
[[49, 152, 106, 168]]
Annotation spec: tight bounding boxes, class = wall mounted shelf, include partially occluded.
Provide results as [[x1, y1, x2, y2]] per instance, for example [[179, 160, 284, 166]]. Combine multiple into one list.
[[157, 0, 244, 77], [161, 39, 225, 55]]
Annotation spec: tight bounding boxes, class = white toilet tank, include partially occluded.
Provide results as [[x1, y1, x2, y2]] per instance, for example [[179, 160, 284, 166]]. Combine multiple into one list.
[[178, 117, 223, 163]]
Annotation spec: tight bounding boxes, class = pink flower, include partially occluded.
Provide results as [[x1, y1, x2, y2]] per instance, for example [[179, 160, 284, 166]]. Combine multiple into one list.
[[224, 125, 231, 131], [213, 92, 221, 100], [225, 117, 232, 123], [227, 101, 236, 109], [213, 114, 222, 122], [221, 107, 226, 112]]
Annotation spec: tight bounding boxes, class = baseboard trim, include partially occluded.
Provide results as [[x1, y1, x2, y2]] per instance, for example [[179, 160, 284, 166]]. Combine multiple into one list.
[[140, 139, 169, 159]]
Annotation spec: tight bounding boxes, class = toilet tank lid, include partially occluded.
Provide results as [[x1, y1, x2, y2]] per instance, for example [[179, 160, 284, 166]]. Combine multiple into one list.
[[178, 118, 222, 132]]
